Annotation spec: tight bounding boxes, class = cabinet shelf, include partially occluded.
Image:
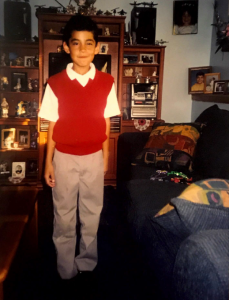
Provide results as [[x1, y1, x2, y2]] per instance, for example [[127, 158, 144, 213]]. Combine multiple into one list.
[[42, 33, 120, 41], [0, 149, 38, 153], [123, 75, 159, 79], [0, 66, 38, 70], [0, 178, 38, 187], [0, 91, 38, 95], [124, 63, 159, 67], [0, 117, 37, 125]]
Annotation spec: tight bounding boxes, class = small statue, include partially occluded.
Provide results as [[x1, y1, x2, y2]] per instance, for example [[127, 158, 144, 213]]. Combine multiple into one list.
[[0, 53, 6, 66], [104, 27, 110, 36], [152, 71, 157, 76], [14, 78, 22, 92], [28, 78, 33, 91], [1, 98, 9, 118], [15, 57, 24, 66], [0, 77, 9, 91], [124, 68, 133, 76]]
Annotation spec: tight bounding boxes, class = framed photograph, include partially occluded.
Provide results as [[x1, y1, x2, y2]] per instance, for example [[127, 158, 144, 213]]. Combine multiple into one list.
[[1, 128, 16, 149], [123, 54, 138, 64], [204, 73, 221, 94], [99, 44, 109, 54], [27, 159, 38, 176], [224, 80, 229, 94], [17, 129, 30, 148], [12, 162, 25, 178], [0, 159, 10, 175], [24, 56, 34, 67], [213, 80, 226, 94], [188, 66, 212, 94], [139, 54, 155, 64], [173, 1, 198, 35], [11, 72, 27, 92]]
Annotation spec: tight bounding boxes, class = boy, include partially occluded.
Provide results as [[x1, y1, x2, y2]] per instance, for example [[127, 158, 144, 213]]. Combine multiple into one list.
[[39, 14, 120, 280]]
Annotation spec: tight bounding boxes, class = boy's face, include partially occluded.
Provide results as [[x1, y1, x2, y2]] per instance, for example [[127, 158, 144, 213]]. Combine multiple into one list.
[[196, 75, 204, 84], [63, 30, 100, 74]]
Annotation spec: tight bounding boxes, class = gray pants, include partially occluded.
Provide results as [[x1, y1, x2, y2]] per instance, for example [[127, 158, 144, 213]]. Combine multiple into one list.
[[52, 149, 104, 279]]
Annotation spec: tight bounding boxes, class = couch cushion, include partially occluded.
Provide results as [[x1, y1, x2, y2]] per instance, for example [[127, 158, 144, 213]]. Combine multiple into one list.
[[193, 105, 229, 179], [134, 122, 201, 173]]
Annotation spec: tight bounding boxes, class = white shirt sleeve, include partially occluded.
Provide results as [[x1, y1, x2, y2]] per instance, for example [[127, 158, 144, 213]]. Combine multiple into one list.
[[104, 83, 120, 118], [38, 84, 59, 122]]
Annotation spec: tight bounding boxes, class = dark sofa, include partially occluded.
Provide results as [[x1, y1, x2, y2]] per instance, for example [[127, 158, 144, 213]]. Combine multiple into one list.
[[117, 105, 229, 300]]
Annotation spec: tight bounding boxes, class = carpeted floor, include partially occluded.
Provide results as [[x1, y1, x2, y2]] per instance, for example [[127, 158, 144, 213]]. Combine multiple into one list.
[[4, 185, 159, 300]]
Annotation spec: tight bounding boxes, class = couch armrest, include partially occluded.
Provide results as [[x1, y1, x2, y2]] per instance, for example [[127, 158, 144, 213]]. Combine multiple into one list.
[[117, 132, 150, 182]]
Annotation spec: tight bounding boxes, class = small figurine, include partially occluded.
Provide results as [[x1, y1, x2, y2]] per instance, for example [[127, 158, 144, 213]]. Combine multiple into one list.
[[0, 53, 6, 66], [152, 71, 157, 76], [111, 7, 119, 16], [96, 9, 103, 15], [66, 4, 77, 14], [15, 57, 24, 66], [14, 78, 22, 92], [124, 68, 133, 76], [118, 9, 127, 16], [0, 77, 9, 91], [156, 39, 169, 46], [104, 27, 110, 36], [104, 10, 112, 16], [28, 78, 33, 91], [1, 98, 9, 118]]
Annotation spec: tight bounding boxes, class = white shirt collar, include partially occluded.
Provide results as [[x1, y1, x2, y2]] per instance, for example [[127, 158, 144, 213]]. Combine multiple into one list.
[[66, 63, 95, 87]]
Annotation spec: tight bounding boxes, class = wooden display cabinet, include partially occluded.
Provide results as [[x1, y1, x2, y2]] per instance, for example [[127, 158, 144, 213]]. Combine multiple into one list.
[[36, 13, 125, 185], [0, 41, 39, 186], [122, 45, 165, 132]]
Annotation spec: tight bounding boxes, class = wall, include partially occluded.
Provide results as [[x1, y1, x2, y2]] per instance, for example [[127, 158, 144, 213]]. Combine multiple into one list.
[[0, 0, 214, 122], [191, 0, 229, 121]]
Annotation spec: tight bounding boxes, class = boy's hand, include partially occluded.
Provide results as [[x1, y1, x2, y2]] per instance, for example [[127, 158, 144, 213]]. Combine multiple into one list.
[[44, 162, 55, 187]]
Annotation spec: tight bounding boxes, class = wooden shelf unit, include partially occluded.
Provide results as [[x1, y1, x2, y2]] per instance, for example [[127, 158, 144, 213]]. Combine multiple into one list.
[[0, 41, 39, 186], [122, 45, 165, 121], [192, 94, 229, 104]]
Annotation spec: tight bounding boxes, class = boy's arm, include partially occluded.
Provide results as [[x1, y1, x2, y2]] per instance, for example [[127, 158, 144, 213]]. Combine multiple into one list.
[[44, 121, 56, 187], [103, 118, 110, 175]]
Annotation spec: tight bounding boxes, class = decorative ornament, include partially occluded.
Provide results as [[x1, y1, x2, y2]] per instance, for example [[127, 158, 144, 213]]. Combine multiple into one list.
[[212, 1, 229, 53], [1, 98, 9, 118], [134, 119, 150, 131], [66, 4, 77, 14]]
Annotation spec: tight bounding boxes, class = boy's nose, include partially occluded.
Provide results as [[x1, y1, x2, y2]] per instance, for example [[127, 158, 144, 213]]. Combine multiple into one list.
[[80, 44, 86, 51]]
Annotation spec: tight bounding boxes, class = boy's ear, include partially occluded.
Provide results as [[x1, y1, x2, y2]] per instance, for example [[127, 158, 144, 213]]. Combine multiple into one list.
[[63, 42, 70, 54], [94, 42, 100, 55]]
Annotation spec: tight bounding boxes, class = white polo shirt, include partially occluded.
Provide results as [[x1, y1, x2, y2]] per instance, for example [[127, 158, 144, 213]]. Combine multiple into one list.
[[39, 63, 120, 122]]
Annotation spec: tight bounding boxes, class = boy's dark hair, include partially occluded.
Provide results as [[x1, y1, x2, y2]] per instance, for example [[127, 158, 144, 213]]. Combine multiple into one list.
[[63, 14, 99, 45], [196, 71, 204, 78]]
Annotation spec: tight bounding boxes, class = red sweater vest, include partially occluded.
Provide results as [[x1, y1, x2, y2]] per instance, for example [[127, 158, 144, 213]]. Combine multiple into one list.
[[48, 69, 114, 155]]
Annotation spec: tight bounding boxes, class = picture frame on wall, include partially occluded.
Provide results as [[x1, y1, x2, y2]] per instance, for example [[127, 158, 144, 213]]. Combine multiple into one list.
[[173, 1, 198, 35], [1, 128, 16, 149], [213, 80, 226, 94], [17, 129, 30, 148], [11, 72, 27, 92], [188, 66, 212, 94], [204, 73, 220, 94]]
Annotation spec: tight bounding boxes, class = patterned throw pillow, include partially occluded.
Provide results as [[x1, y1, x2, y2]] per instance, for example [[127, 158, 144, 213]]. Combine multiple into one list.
[[135, 122, 201, 172]]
